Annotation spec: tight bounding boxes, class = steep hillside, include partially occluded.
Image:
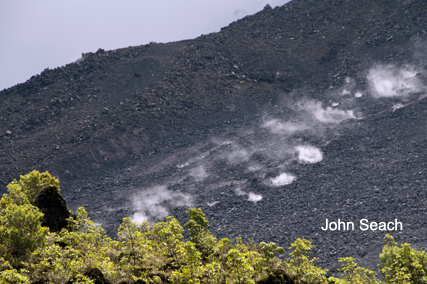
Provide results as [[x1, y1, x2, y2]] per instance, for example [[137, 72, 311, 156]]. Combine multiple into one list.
[[2, 0, 427, 271]]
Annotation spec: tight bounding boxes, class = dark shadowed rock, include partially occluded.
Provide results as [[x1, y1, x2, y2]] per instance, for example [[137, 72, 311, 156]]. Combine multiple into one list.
[[31, 280, 48, 284], [83, 267, 111, 284], [257, 269, 295, 284], [33, 186, 74, 232]]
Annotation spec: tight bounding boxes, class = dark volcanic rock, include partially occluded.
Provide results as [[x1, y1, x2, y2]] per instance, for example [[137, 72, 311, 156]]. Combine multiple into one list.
[[2, 0, 427, 273], [83, 267, 111, 284], [257, 269, 295, 284], [33, 186, 74, 232]]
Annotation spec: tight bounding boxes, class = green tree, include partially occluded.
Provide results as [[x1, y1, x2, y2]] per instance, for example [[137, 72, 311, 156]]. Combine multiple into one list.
[[258, 241, 285, 273], [379, 234, 427, 283], [7, 170, 59, 204], [118, 217, 152, 277], [30, 207, 120, 283], [226, 247, 261, 284], [0, 183, 30, 209], [283, 238, 329, 284], [0, 268, 29, 283], [0, 203, 48, 266], [184, 208, 217, 259], [338, 256, 379, 284], [148, 216, 187, 269], [170, 241, 204, 284]]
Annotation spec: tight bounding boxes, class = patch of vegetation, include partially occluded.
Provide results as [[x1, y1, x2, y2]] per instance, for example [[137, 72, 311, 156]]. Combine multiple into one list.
[[0, 171, 425, 283]]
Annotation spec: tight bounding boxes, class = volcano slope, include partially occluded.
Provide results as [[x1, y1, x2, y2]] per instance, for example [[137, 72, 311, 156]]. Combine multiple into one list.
[[2, 0, 427, 272]]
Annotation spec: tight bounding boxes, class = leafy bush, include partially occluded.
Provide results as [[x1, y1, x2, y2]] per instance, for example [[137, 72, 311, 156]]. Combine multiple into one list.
[[379, 234, 427, 283], [7, 170, 59, 204], [283, 238, 329, 283]]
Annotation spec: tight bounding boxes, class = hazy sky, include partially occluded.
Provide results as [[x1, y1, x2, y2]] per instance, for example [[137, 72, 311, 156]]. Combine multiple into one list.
[[0, 0, 290, 91]]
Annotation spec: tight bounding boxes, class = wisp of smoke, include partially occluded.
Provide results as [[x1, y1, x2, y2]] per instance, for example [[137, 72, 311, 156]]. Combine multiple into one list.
[[303, 101, 356, 124], [392, 103, 405, 112], [189, 165, 209, 182], [367, 64, 424, 98], [233, 187, 263, 202], [295, 145, 323, 164], [131, 185, 192, 223], [262, 119, 308, 135], [247, 164, 263, 172], [233, 187, 247, 196], [270, 172, 296, 186], [227, 146, 250, 164]]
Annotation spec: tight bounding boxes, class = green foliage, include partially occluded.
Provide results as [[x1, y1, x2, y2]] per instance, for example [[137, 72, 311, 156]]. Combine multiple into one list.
[[259, 241, 285, 273], [148, 215, 186, 269], [379, 234, 427, 283], [169, 241, 204, 283], [226, 246, 262, 284], [0, 183, 30, 209], [0, 172, 51, 265], [283, 238, 329, 284], [0, 268, 29, 283], [118, 217, 152, 277], [0, 203, 48, 265], [30, 207, 120, 283], [7, 170, 59, 204], [338, 256, 379, 284], [184, 208, 217, 258]]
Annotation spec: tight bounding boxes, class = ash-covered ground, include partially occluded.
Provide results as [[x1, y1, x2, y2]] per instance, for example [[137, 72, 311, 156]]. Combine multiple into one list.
[[2, 0, 427, 275], [61, 62, 427, 273]]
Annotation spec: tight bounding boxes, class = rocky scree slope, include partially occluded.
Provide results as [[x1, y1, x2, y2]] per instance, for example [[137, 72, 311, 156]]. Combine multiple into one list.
[[1, 0, 427, 272]]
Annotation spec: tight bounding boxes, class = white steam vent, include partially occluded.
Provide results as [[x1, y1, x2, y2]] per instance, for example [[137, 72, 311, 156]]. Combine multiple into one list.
[[312, 105, 355, 123], [227, 146, 250, 164], [301, 101, 356, 124], [131, 185, 192, 223], [367, 64, 424, 98], [233, 187, 262, 203], [270, 172, 296, 186], [248, 192, 263, 202], [295, 145, 323, 164], [262, 119, 307, 135], [189, 165, 209, 182]]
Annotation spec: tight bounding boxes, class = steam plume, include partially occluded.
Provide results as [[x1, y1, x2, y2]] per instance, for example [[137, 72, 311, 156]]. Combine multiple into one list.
[[270, 172, 296, 186], [131, 186, 192, 223], [295, 145, 323, 164], [367, 64, 424, 98], [302, 101, 356, 124], [262, 119, 308, 135]]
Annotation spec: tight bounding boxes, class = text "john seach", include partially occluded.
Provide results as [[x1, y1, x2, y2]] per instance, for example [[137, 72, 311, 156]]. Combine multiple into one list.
[[321, 219, 402, 231]]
